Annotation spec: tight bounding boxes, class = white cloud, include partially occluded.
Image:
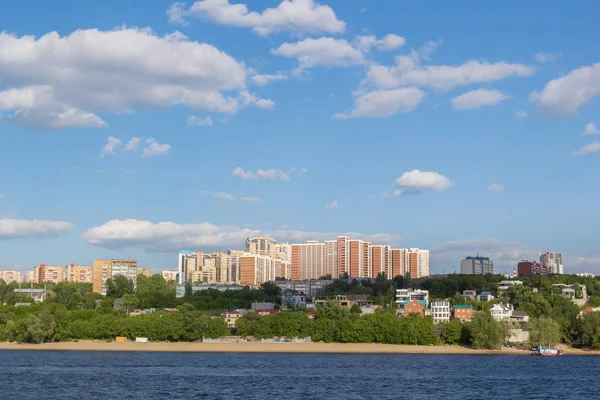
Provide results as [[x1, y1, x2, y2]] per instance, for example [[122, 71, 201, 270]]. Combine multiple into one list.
[[572, 142, 600, 157], [82, 219, 397, 252], [395, 170, 454, 191], [0, 218, 73, 239], [450, 89, 511, 110], [533, 52, 562, 63], [124, 137, 141, 151], [299, 168, 309, 175], [232, 167, 290, 181], [100, 136, 121, 157], [186, 115, 213, 126], [366, 58, 533, 91], [532, 63, 600, 117], [354, 34, 405, 52], [200, 190, 261, 203], [333, 87, 425, 119], [583, 123, 600, 135], [143, 138, 171, 157], [251, 73, 289, 86], [171, 0, 346, 36], [271, 37, 364, 74], [213, 192, 237, 201], [0, 28, 272, 128], [514, 110, 528, 119], [488, 183, 504, 193], [239, 196, 261, 203], [326, 200, 338, 209]]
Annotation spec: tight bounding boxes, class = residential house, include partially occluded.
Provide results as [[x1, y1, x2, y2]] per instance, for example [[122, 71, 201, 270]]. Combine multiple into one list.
[[224, 309, 247, 328], [510, 310, 530, 323], [254, 309, 280, 317], [453, 305, 475, 322], [498, 280, 523, 291], [13, 288, 46, 302], [402, 300, 426, 317], [281, 290, 307, 309], [489, 303, 513, 322], [476, 290, 495, 302], [396, 289, 430, 307], [315, 295, 353, 309], [553, 284, 587, 300], [462, 290, 477, 300], [430, 300, 451, 323], [579, 306, 600, 320]]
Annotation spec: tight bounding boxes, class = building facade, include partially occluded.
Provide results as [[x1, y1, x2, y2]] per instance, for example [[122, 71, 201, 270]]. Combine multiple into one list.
[[460, 256, 494, 275], [161, 270, 178, 281], [396, 289, 430, 307], [430, 300, 451, 323], [453, 305, 476, 321], [517, 261, 553, 277], [64, 264, 92, 283], [245, 236, 277, 258], [34, 264, 63, 283], [407, 248, 430, 278], [93, 259, 138, 295], [239, 253, 290, 286], [274, 279, 333, 300], [540, 251, 563, 274], [0, 270, 23, 283]]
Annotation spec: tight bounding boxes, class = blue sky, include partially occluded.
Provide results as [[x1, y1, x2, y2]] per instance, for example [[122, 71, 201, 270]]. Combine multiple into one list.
[[1, 0, 599, 275]]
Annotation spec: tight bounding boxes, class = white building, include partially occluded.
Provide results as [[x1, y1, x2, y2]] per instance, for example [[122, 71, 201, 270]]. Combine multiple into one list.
[[0, 270, 23, 283], [407, 248, 430, 278], [460, 256, 493, 275], [161, 270, 178, 281], [498, 280, 523, 291], [540, 251, 563, 274], [489, 303, 513, 322], [430, 300, 451, 323], [177, 250, 195, 284], [396, 289, 430, 307]]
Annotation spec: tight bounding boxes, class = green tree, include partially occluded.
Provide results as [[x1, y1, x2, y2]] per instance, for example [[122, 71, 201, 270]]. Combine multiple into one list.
[[528, 316, 562, 347], [350, 304, 362, 314], [581, 313, 600, 349], [439, 319, 463, 345], [121, 294, 139, 313], [469, 312, 506, 349], [260, 282, 282, 302], [107, 275, 135, 298]]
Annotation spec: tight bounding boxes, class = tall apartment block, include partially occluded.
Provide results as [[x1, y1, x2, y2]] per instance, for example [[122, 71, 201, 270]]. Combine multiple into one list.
[[239, 253, 290, 286], [540, 251, 563, 274], [460, 256, 494, 275], [64, 264, 93, 283], [34, 264, 63, 283], [407, 248, 430, 279], [245, 236, 277, 258], [0, 270, 23, 283], [93, 259, 138, 295]]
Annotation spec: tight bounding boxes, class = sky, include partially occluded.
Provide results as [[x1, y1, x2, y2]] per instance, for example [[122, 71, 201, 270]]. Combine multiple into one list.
[[0, 0, 599, 275]]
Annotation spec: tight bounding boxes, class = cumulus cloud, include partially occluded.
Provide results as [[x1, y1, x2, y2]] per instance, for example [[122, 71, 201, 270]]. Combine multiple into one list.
[[365, 57, 533, 91], [514, 110, 528, 119], [124, 137, 141, 151], [100, 136, 121, 157], [186, 115, 213, 126], [143, 138, 171, 157], [0, 28, 272, 129], [82, 219, 397, 252], [232, 167, 290, 181], [355, 34, 405, 52], [532, 63, 600, 117], [326, 200, 338, 209], [251, 72, 289, 86], [583, 123, 600, 135], [533, 52, 562, 63], [395, 170, 454, 192], [333, 88, 425, 119], [572, 142, 600, 157], [450, 89, 511, 110], [488, 183, 505, 193], [170, 0, 346, 36], [271, 37, 364, 74], [0, 218, 73, 239]]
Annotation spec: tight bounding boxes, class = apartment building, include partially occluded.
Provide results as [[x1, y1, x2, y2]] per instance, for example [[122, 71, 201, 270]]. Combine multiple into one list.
[[161, 270, 178, 281], [228, 249, 244, 283], [239, 253, 290, 286], [92, 259, 138, 295], [407, 248, 430, 279], [540, 251, 564, 274], [291, 241, 335, 281], [177, 250, 196, 284], [396, 289, 430, 307], [64, 264, 92, 283], [0, 270, 23, 283], [276, 243, 293, 261], [430, 300, 451, 323], [245, 236, 277, 258], [517, 261, 553, 277], [460, 256, 494, 275], [34, 264, 63, 283], [25, 271, 35, 283], [138, 268, 152, 278]]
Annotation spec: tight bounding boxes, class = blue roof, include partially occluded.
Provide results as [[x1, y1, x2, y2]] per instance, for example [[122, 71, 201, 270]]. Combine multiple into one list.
[[403, 300, 426, 307], [454, 305, 474, 309]]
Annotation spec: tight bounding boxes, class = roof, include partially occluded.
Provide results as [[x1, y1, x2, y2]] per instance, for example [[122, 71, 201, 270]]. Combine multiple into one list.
[[254, 309, 280, 314], [512, 310, 529, 317], [403, 300, 426, 308], [454, 305, 474, 309]]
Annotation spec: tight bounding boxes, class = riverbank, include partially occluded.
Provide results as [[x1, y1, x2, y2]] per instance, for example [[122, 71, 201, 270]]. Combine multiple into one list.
[[0, 341, 533, 354]]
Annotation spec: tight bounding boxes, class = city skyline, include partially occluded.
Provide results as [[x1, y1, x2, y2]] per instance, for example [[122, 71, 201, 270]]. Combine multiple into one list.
[[1, 1, 599, 275]]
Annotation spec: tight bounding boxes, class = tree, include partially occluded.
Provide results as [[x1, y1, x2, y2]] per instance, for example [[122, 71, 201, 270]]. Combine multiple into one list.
[[350, 304, 362, 314], [260, 282, 282, 302], [439, 319, 463, 345], [529, 317, 562, 347], [581, 312, 600, 349], [107, 275, 135, 298], [121, 294, 139, 313], [469, 312, 506, 349]]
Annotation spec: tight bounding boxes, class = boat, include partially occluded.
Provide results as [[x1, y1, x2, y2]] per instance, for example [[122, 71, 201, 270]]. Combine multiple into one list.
[[531, 346, 561, 356]]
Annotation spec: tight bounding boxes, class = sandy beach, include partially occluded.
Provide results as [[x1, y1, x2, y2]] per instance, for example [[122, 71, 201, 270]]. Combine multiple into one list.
[[1, 341, 597, 355]]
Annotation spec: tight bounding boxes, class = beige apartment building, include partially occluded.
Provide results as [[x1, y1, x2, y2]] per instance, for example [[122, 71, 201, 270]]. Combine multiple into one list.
[[212, 252, 231, 284], [138, 268, 153, 278], [239, 253, 290, 286], [245, 236, 277, 258], [34, 264, 63, 283], [64, 264, 93, 283], [161, 270, 178, 281], [228, 249, 244, 283], [92, 259, 138, 295], [0, 270, 23, 283]]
